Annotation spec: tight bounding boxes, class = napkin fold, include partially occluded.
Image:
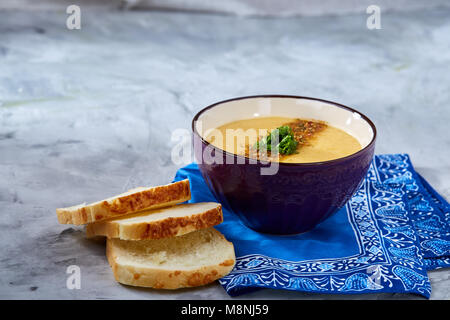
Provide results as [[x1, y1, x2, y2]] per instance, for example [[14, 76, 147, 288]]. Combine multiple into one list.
[[173, 154, 450, 298]]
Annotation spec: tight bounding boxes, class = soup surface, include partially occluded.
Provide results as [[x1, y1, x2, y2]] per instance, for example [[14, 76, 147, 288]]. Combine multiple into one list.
[[205, 117, 362, 163]]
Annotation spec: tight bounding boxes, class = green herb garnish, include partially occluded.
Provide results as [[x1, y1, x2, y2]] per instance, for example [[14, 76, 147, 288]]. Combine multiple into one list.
[[255, 125, 298, 155]]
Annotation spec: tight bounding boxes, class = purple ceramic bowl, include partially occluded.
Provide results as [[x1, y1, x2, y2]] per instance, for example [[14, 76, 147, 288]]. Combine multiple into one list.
[[192, 95, 376, 234]]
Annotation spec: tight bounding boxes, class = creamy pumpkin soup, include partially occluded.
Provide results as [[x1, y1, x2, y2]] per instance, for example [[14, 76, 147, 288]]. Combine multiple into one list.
[[206, 117, 362, 163]]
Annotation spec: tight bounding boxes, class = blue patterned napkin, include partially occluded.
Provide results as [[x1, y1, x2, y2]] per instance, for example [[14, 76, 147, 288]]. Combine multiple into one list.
[[173, 154, 450, 298]]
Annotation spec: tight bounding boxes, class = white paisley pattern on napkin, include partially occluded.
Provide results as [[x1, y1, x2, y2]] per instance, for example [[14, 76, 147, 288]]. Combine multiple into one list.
[[219, 154, 450, 297]]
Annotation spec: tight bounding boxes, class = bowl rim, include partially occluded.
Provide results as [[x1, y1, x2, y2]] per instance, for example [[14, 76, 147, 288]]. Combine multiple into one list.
[[191, 94, 377, 167]]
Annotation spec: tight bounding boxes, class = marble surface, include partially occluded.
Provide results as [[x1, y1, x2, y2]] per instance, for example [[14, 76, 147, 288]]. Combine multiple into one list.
[[3, 0, 450, 17], [0, 8, 449, 300]]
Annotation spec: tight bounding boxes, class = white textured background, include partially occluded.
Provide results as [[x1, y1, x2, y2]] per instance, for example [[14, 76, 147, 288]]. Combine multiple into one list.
[[0, 2, 449, 299], [1, 0, 450, 16]]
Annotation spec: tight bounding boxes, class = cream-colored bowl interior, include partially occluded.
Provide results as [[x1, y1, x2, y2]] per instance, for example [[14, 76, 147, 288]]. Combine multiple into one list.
[[195, 97, 374, 149]]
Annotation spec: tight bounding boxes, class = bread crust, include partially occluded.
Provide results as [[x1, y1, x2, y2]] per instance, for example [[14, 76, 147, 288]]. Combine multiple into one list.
[[106, 229, 236, 289], [86, 203, 223, 240], [56, 179, 191, 225]]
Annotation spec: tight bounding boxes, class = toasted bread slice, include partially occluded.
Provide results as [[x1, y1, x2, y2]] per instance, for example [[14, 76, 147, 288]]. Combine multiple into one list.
[[86, 202, 223, 240], [106, 227, 235, 289], [56, 179, 191, 225]]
